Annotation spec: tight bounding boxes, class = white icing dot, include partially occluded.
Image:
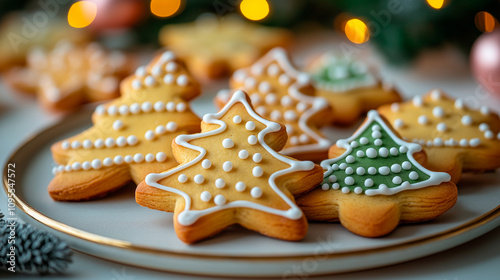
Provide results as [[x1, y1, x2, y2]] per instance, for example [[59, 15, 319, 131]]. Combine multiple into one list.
[[250, 93, 261, 105], [480, 106, 489, 115], [215, 178, 225, 188], [164, 74, 174, 84], [374, 139, 383, 146], [258, 81, 271, 94], [91, 159, 102, 169], [269, 110, 281, 121], [418, 115, 429, 125], [459, 138, 468, 147], [124, 155, 133, 163], [223, 161, 233, 172], [178, 174, 188, 183], [389, 147, 398, 156], [409, 171, 419, 180], [479, 123, 489, 132], [461, 115, 472, 126], [346, 155, 355, 163], [64, 165, 71, 172], [378, 166, 390, 175], [399, 146, 408, 153], [256, 106, 267, 116], [356, 167, 365, 175], [345, 177, 355, 185], [81, 139, 92, 149], [437, 122, 447, 132], [332, 183, 340, 189], [71, 140, 81, 149], [71, 162, 81, 170], [95, 105, 106, 115], [390, 103, 400, 112], [166, 121, 178, 132], [145, 153, 154, 162], [289, 136, 299, 145], [279, 74, 291, 85], [176, 75, 189, 86], [103, 157, 113, 167], [154, 101, 165, 112], [321, 183, 330, 191], [332, 164, 339, 170], [127, 135, 138, 146], [201, 159, 212, 169], [341, 187, 350, 194], [131, 79, 142, 89], [485, 130, 494, 139], [165, 102, 176, 112], [145, 130, 155, 141], [267, 64, 280, 76], [94, 138, 104, 148], [156, 152, 167, 162], [296, 102, 308, 113], [281, 96, 293, 107], [430, 89, 441, 100], [144, 75, 156, 87], [248, 135, 258, 145], [176, 102, 186, 112], [360, 137, 369, 145], [252, 166, 264, 177], [251, 187, 263, 198], [392, 176, 402, 184], [214, 194, 226, 205], [114, 155, 124, 165], [252, 153, 262, 163], [194, 174, 204, 184], [433, 106, 445, 118], [368, 167, 377, 175], [372, 131, 382, 139], [379, 147, 389, 158], [233, 115, 242, 124], [469, 138, 481, 147], [235, 182, 246, 192], [165, 62, 177, 72], [350, 141, 359, 148], [391, 164, 401, 173], [118, 105, 129, 115], [141, 102, 152, 113], [328, 175, 337, 183], [265, 93, 277, 105], [356, 150, 365, 157], [284, 110, 297, 122], [61, 140, 70, 150], [455, 98, 465, 109], [113, 120, 124, 131], [372, 125, 381, 131], [393, 119, 404, 129], [379, 184, 388, 191], [238, 150, 249, 160], [345, 167, 354, 175], [130, 103, 140, 114], [245, 121, 256, 131], [222, 138, 234, 149], [244, 77, 257, 89], [200, 191, 211, 202], [134, 153, 144, 163], [339, 163, 348, 170], [154, 125, 166, 135], [57, 165, 64, 173], [82, 161, 91, 170], [413, 96, 424, 107], [107, 105, 118, 116], [299, 134, 310, 144], [104, 137, 115, 148], [366, 148, 377, 158], [402, 161, 412, 170], [433, 138, 443, 146], [354, 187, 363, 194]]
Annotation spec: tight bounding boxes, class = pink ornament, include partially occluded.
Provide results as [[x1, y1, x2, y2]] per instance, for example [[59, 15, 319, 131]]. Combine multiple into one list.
[[471, 29, 500, 96]]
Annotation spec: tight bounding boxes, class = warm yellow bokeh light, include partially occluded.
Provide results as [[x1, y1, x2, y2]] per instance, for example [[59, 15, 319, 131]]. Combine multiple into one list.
[[150, 0, 182, 18], [67, 1, 97, 28], [475, 11, 498, 33], [240, 0, 270, 21], [426, 0, 447, 9], [344, 18, 369, 44]]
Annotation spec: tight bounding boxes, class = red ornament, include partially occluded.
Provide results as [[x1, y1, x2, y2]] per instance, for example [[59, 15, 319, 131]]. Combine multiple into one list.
[[90, 0, 145, 31], [471, 29, 500, 96]]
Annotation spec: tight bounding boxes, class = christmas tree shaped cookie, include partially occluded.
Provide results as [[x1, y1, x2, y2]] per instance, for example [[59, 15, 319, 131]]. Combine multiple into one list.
[[159, 14, 291, 79], [378, 90, 500, 183], [49, 51, 201, 201], [297, 110, 457, 237], [215, 48, 334, 161], [307, 52, 401, 125], [136, 90, 323, 243], [5, 41, 135, 111]]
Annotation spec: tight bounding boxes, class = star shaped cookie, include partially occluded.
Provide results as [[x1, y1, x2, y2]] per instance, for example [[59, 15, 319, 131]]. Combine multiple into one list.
[[307, 52, 401, 125], [378, 90, 500, 183], [5, 41, 134, 111], [136, 90, 323, 243], [297, 111, 457, 237], [215, 48, 334, 161], [159, 14, 292, 79], [49, 51, 201, 201]]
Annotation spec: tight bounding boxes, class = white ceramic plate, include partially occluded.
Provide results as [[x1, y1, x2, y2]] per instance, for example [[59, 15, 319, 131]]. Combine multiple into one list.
[[3, 103, 500, 278]]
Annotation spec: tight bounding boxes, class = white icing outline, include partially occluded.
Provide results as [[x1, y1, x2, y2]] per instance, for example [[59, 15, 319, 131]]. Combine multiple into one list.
[[145, 90, 314, 226], [321, 110, 451, 196]]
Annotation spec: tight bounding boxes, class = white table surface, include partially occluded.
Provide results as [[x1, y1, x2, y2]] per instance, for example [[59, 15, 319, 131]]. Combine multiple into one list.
[[1, 36, 499, 279]]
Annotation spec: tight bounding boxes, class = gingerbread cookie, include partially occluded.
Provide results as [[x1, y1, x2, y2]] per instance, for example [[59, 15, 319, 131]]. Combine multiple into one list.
[[136, 90, 323, 243], [297, 110, 457, 237], [215, 48, 334, 161], [307, 52, 401, 125], [378, 90, 500, 183], [159, 14, 292, 80], [0, 14, 90, 71], [49, 50, 201, 201], [5, 41, 135, 111]]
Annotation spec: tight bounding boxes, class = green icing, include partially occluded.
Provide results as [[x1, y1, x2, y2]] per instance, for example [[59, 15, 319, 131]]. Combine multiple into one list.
[[322, 120, 430, 194], [311, 58, 372, 86]]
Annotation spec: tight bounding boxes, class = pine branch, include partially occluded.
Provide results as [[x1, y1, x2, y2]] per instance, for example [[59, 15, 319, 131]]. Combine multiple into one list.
[[0, 210, 72, 274]]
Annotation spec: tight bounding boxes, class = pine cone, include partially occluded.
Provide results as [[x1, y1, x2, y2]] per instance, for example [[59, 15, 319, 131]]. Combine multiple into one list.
[[0, 221, 72, 274]]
